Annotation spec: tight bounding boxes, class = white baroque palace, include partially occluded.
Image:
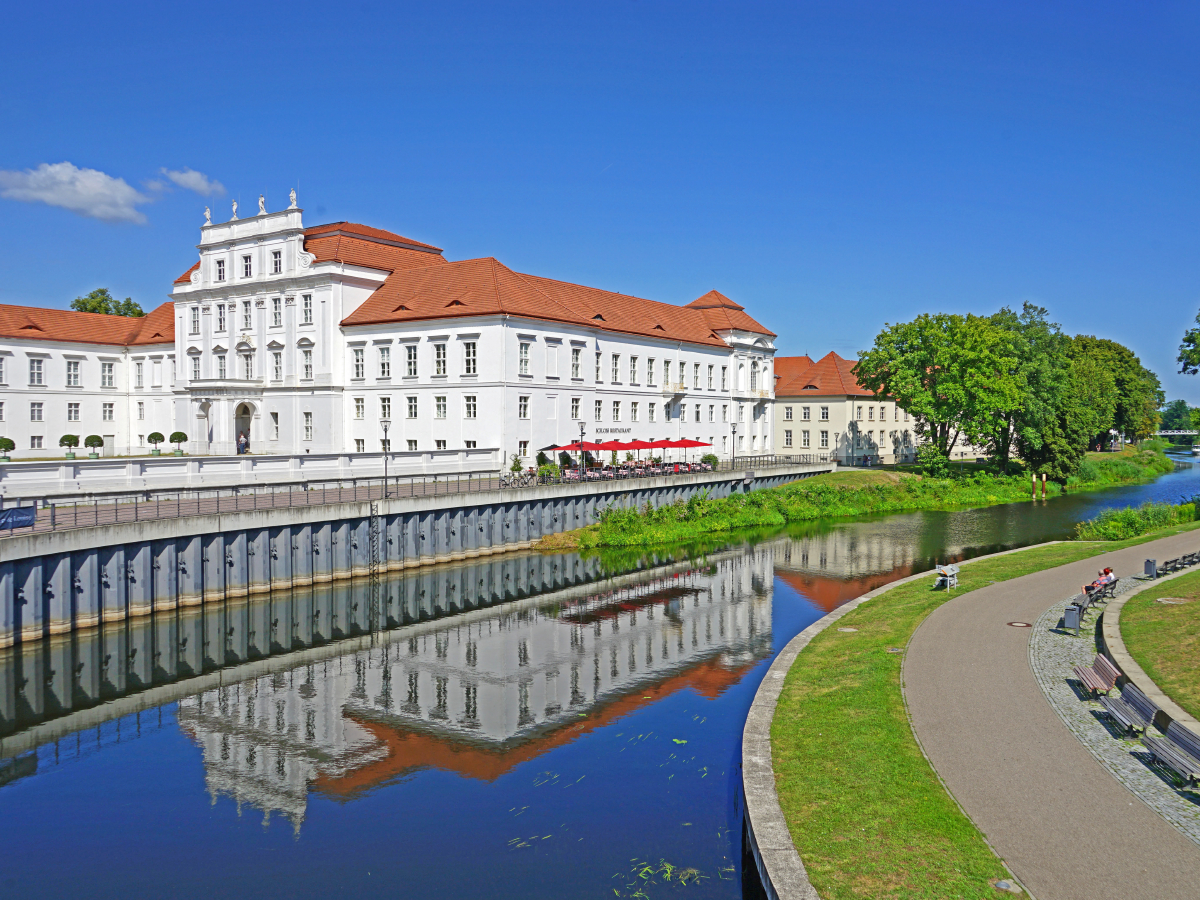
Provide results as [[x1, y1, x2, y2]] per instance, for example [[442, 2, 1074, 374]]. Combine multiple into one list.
[[0, 194, 778, 461]]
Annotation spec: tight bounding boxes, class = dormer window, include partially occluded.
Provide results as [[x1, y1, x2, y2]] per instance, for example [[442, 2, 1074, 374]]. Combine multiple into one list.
[[272, 250, 282, 275], [215, 259, 226, 282], [242, 255, 252, 278]]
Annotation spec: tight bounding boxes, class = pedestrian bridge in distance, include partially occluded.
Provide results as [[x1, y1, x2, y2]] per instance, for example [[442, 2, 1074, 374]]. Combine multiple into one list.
[[1156, 430, 1198, 436]]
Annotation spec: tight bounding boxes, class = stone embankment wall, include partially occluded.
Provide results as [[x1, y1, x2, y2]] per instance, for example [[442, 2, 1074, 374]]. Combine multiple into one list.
[[0, 464, 829, 646]]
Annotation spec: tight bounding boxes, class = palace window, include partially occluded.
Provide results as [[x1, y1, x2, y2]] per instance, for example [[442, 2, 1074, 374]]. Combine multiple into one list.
[[647, 358, 656, 384], [464, 395, 477, 418], [381, 396, 392, 418], [408, 440, 417, 451], [135, 362, 143, 387], [355, 398, 365, 419], [102, 403, 114, 422], [594, 400, 602, 422], [272, 250, 282, 275], [241, 301, 251, 330], [138, 401, 144, 421], [192, 357, 200, 380], [304, 412, 313, 441], [216, 354, 226, 379], [30, 436, 42, 449], [242, 255, 252, 278], [820, 430, 829, 448], [784, 406, 793, 421], [379, 346, 391, 378], [215, 259, 225, 282], [721, 366, 728, 390], [353, 349, 364, 379], [302, 294, 312, 324], [612, 401, 620, 422], [868, 406, 874, 421], [217, 304, 226, 331], [611, 354, 620, 382], [434, 343, 446, 376], [355, 439, 364, 453], [722, 404, 728, 422], [272, 352, 282, 381], [595, 351, 602, 381], [784, 430, 792, 448], [694, 363, 701, 389], [630, 402, 639, 422], [463, 342, 477, 375], [30, 401, 43, 421], [101, 362, 114, 388], [519, 342, 530, 376], [708, 365, 714, 389], [802, 406, 810, 421], [663, 360, 671, 384], [571, 347, 581, 378], [303, 349, 312, 379], [272, 413, 279, 439], [405, 344, 416, 377], [241, 354, 253, 380], [436, 440, 447, 450], [648, 402, 656, 423], [820, 406, 829, 421], [709, 404, 715, 422], [571, 397, 580, 419], [407, 396, 417, 418], [465, 440, 476, 449], [272, 298, 282, 327], [519, 396, 529, 419], [190, 307, 200, 334], [67, 402, 79, 422], [630, 356, 638, 383], [436, 396, 447, 418], [856, 405, 863, 420], [518, 440, 528, 458], [66, 360, 80, 387], [695, 403, 701, 422], [381, 438, 391, 452]]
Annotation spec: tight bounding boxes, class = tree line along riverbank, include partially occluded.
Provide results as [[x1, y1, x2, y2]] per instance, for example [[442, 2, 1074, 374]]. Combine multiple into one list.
[[552, 443, 1177, 550]]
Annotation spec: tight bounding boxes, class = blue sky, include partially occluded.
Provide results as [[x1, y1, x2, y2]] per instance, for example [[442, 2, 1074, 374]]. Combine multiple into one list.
[[2, 2, 1199, 400]]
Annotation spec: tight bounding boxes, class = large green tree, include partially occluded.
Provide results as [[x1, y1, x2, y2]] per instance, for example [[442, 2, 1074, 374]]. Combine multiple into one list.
[[987, 303, 1071, 473], [70, 288, 144, 317], [854, 312, 1024, 458], [1070, 335, 1162, 445]]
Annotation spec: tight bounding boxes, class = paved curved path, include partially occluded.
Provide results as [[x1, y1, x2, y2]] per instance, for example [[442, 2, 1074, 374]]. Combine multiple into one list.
[[905, 532, 1200, 900]]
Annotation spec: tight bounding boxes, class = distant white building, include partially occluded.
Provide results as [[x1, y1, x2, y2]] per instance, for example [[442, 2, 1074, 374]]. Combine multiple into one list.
[[0, 193, 779, 463]]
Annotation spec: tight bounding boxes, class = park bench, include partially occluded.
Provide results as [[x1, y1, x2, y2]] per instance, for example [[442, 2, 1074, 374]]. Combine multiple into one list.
[[1142, 720, 1200, 788], [1081, 580, 1118, 614], [1072, 653, 1121, 697], [1100, 682, 1159, 735]]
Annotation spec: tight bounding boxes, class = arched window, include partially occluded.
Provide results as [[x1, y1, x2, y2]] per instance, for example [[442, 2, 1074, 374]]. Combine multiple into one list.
[[750, 361, 759, 391]]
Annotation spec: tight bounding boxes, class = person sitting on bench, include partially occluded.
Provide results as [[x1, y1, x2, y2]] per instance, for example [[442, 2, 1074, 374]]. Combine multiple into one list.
[[1083, 567, 1115, 597]]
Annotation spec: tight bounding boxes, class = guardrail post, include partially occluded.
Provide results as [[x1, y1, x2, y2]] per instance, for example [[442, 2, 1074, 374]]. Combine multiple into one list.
[[50, 502, 56, 530]]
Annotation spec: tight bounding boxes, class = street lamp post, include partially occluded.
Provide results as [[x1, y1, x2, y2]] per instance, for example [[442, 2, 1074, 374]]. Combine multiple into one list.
[[731, 422, 737, 471], [380, 419, 391, 498], [578, 421, 586, 481]]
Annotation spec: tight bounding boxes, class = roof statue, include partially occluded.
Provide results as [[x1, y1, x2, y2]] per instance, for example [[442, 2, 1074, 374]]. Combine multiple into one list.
[[230, 199, 238, 221], [289, 188, 297, 209], [204, 206, 211, 225], [258, 194, 266, 215]]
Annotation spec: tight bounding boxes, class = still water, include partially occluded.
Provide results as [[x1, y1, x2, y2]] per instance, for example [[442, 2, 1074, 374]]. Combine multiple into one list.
[[2, 457, 1198, 898]]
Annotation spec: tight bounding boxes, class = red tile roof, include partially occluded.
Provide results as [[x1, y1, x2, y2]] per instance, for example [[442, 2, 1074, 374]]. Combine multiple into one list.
[[685, 289, 777, 337], [303, 221, 442, 252], [0, 301, 175, 347], [173, 261, 200, 285], [342, 258, 770, 348], [775, 351, 875, 397], [773, 355, 813, 385]]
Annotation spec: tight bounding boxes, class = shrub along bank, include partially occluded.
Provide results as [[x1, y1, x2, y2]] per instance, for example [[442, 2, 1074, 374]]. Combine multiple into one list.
[[1075, 500, 1198, 541], [579, 444, 1174, 549]]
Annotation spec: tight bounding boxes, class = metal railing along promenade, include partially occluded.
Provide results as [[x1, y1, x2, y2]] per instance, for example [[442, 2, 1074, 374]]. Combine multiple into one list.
[[0, 454, 830, 538]]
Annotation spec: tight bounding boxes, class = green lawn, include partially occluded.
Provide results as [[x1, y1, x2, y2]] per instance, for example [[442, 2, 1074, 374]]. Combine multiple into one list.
[[770, 519, 1200, 899], [1120, 569, 1200, 721]]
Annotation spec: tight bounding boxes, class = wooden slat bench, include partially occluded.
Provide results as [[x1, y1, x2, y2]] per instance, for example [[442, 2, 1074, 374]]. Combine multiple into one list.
[[1072, 653, 1121, 697], [1143, 721, 1200, 788], [1100, 682, 1159, 734]]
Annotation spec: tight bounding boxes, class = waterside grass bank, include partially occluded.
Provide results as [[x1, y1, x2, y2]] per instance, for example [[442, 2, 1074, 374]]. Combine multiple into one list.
[[575, 444, 1174, 550], [770, 517, 1200, 900], [1120, 568, 1200, 722]]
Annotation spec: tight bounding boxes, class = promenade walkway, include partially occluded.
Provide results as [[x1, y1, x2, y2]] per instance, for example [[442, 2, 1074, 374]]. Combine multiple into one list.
[[905, 532, 1200, 899]]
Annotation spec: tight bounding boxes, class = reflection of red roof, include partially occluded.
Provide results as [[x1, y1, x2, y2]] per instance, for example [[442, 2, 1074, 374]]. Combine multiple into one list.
[[313, 658, 756, 799], [775, 566, 916, 613], [0, 300, 175, 346], [775, 351, 875, 398]]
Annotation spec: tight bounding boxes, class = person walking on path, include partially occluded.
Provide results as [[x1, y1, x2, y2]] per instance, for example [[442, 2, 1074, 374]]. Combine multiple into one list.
[[904, 531, 1200, 900]]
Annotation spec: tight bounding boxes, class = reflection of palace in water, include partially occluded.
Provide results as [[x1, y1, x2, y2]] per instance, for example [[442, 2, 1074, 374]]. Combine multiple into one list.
[[174, 547, 774, 830]]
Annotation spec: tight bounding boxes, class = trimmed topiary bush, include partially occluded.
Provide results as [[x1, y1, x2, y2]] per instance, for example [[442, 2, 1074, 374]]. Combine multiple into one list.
[[170, 431, 188, 455]]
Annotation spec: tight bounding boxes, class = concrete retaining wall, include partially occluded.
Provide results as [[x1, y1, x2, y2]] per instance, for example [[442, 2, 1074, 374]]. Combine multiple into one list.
[[0, 463, 829, 647]]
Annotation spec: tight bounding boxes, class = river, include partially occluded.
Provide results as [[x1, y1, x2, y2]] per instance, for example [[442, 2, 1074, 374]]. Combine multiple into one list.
[[2, 455, 1198, 898]]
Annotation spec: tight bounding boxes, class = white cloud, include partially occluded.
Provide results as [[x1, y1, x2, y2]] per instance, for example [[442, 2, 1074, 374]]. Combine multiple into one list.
[[0, 161, 151, 223], [160, 167, 225, 196]]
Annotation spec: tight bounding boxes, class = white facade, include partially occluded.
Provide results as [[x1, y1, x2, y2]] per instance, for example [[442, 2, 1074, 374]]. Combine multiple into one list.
[[0, 332, 175, 458], [774, 395, 915, 464], [170, 200, 775, 462]]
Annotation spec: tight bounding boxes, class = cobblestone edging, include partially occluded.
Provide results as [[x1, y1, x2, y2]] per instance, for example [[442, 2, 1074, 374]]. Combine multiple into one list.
[[744, 543, 1060, 900], [1028, 578, 1200, 845]]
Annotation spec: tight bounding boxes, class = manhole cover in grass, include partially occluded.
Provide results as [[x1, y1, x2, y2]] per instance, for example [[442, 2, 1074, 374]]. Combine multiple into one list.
[[1007, 622, 1032, 628], [886, 647, 903, 653], [1156, 597, 1191, 604], [837, 627, 858, 632]]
